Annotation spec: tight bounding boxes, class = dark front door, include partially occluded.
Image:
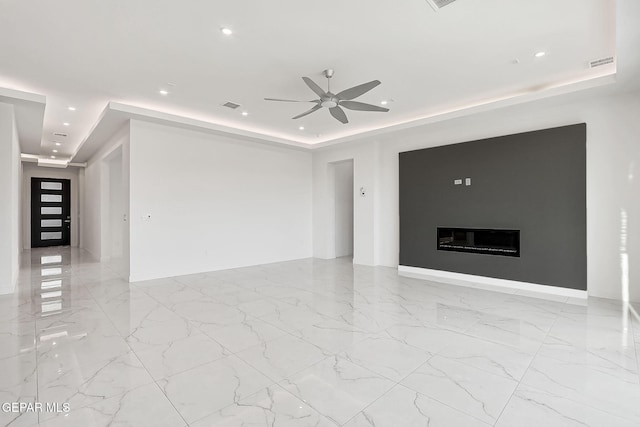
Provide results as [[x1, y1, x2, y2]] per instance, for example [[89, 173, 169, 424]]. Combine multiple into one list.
[[31, 178, 71, 248]]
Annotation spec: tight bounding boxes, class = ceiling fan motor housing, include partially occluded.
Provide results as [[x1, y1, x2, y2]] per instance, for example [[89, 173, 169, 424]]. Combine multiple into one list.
[[321, 99, 338, 108]]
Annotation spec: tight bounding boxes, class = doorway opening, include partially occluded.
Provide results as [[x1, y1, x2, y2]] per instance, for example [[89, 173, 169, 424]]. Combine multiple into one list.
[[101, 146, 125, 272], [333, 160, 354, 259], [30, 178, 71, 248]]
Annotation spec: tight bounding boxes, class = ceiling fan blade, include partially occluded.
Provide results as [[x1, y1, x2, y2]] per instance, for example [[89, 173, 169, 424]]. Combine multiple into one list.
[[302, 77, 327, 98], [329, 106, 349, 124], [264, 98, 316, 103], [340, 100, 389, 112], [336, 80, 381, 100], [292, 104, 322, 120]]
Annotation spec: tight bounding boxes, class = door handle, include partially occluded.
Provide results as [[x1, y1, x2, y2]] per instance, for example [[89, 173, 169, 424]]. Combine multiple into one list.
[[64, 220, 71, 223]]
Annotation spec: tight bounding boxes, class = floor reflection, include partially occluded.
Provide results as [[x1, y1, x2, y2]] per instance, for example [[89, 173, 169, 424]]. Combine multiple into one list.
[[0, 246, 638, 426]]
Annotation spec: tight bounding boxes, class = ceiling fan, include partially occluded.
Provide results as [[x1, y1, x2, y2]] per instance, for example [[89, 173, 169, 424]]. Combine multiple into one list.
[[264, 69, 389, 124]]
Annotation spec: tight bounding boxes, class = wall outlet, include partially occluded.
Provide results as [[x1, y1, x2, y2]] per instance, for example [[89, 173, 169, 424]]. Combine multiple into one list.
[[465, 178, 471, 186], [454, 179, 462, 185]]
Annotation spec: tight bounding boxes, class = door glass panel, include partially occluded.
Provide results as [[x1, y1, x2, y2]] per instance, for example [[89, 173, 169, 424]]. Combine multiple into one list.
[[41, 207, 62, 215], [41, 194, 62, 203], [41, 182, 63, 190], [41, 219, 62, 227], [41, 232, 62, 240]]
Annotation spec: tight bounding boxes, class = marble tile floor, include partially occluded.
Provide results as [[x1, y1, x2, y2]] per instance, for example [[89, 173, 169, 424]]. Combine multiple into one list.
[[1, 247, 639, 426]]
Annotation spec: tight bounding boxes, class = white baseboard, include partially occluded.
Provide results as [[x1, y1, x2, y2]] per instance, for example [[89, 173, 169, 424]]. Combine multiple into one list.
[[0, 284, 15, 295], [398, 265, 587, 299]]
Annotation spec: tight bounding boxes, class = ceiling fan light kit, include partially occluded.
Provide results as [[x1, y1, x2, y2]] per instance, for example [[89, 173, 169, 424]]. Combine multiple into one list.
[[265, 69, 389, 124]]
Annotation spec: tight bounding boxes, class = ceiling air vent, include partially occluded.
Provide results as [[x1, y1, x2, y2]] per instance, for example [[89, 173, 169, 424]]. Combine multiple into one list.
[[425, 0, 457, 11], [589, 56, 614, 68], [221, 102, 241, 109], [53, 132, 68, 137]]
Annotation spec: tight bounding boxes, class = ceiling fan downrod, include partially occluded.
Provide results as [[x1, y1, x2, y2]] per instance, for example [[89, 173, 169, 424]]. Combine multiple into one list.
[[323, 69, 334, 93]]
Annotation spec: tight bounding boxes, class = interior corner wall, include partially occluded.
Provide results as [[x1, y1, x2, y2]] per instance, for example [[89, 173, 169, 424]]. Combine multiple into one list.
[[81, 122, 130, 271], [22, 164, 80, 249], [107, 151, 123, 258], [0, 102, 22, 294], [127, 120, 312, 282], [333, 160, 354, 258], [312, 88, 640, 301]]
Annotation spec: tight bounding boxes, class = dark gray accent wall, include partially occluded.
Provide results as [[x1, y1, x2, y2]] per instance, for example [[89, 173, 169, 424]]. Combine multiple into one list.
[[399, 123, 586, 290]]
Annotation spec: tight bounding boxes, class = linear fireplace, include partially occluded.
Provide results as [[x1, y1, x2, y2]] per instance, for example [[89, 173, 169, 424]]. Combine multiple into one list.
[[437, 227, 520, 257]]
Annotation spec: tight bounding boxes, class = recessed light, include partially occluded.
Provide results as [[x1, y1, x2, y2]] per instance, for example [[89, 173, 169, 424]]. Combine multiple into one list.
[[241, 111, 248, 116], [221, 27, 233, 36], [55, 142, 61, 146], [299, 126, 305, 130], [53, 150, 58, 153], [68, 106, 76, 111], [380, 100, 388, 105], [535, 51, 546, 58], [159, 89, 169, 96], [51, 156, 56, 159], [63, 122, 70, 126]]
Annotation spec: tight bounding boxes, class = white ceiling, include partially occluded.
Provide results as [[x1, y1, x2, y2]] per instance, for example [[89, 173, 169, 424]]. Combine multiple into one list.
[[0, 87, 46, 155], [0, 0, 625, 160]]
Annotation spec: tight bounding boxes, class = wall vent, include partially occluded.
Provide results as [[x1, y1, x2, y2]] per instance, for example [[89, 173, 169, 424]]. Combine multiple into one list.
[[589, 56, 614, 68], [222, 102, 241, 109], [53, 132, 68, 137], [425, 0, 457, 11]]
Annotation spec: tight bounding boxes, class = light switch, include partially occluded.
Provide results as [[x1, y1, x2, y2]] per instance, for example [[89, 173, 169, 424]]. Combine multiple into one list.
[[454, 179, 462, 185]]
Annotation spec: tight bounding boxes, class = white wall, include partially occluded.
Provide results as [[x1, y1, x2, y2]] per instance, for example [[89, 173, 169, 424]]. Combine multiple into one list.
[[313, 143, 378, 265], [82, 153, 100, 259], [22, 164, 80, 249], [95, 144, 129, 278], [333, 160, 354, 258], [106, 150, 124, 259], [313, 88, 640, 301], [82, 123, 130, 270], [11, 109, 21, 289], [128, 120, 312, 282], [0, 102, 22, 294]]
